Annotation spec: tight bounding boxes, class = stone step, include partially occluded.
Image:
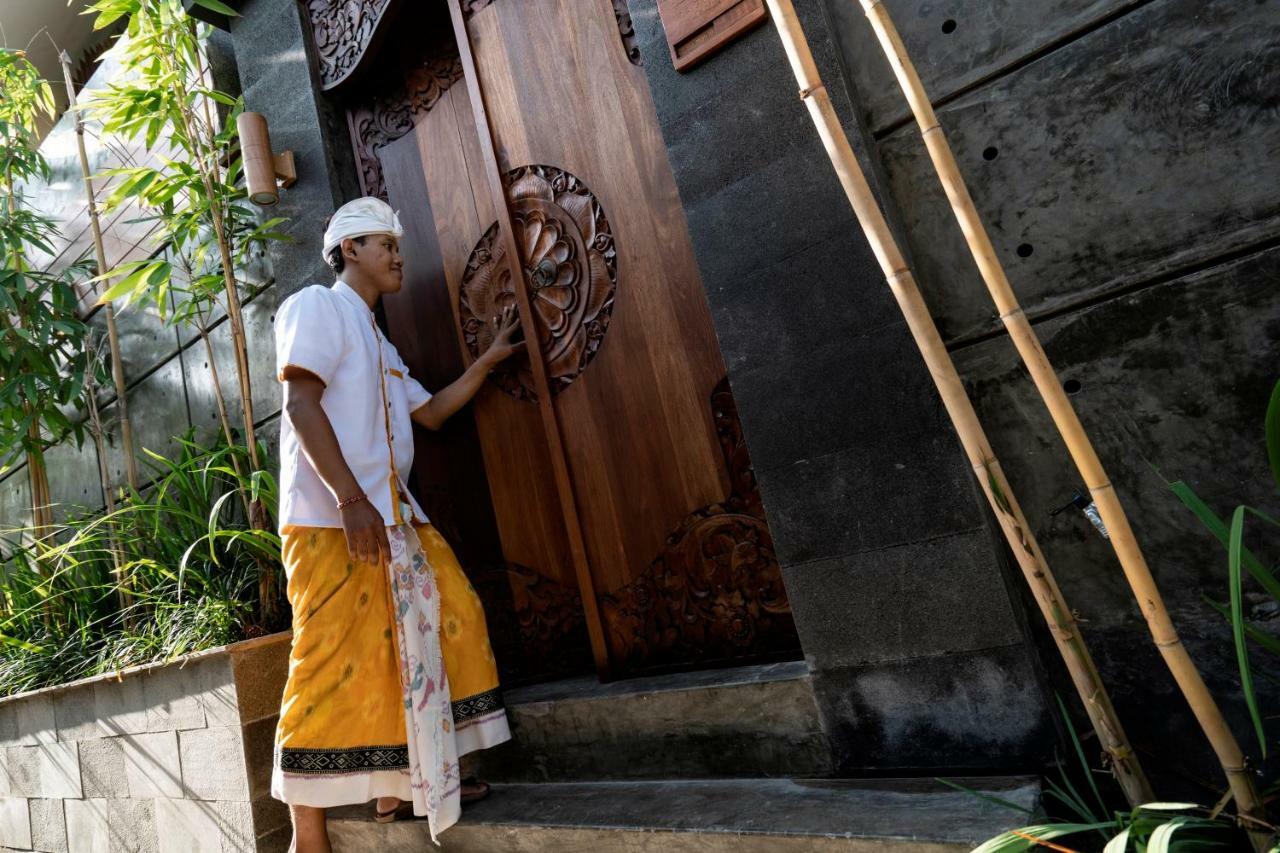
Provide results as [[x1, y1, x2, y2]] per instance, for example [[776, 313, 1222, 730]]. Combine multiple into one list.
[[462, 661, 832, 783], [329, 776, 1041, 852]]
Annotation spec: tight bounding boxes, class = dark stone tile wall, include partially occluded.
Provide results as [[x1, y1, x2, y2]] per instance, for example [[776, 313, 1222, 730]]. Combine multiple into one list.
[[627, 0, 1051, 773], [824, 0, 1280, 794]]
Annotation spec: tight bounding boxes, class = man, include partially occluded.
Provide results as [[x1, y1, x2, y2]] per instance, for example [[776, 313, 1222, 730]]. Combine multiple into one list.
[[271, 197, 523, 851]]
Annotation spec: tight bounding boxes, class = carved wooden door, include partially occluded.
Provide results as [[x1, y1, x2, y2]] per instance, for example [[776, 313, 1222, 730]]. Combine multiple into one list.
[[361, 0, 798, 680]]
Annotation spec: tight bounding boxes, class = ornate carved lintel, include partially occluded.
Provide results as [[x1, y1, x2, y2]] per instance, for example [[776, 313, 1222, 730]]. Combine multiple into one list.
[[305, 0, 401, 91], [347, 47, 463, 200]]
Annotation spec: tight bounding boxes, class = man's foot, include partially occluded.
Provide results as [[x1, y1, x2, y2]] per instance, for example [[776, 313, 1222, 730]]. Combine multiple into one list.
[[373, 797, 412, 823], [373, 781, 490, 822], [461, 779, 491, 804]]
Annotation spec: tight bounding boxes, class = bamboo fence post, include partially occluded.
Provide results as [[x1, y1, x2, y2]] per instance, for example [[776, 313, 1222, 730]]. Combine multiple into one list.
[[856, 0, 1265, 827], [59, 50, 140, 494], [761, 0, 1154, 807]]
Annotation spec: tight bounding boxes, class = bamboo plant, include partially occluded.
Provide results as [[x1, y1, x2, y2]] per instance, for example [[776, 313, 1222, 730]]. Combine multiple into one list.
[[0, 48, 96, 541], [58, 49, 139, 494], [82, 0, 287, 618], [855, 0, 1266, 832], [760, 0, 1153, 807]]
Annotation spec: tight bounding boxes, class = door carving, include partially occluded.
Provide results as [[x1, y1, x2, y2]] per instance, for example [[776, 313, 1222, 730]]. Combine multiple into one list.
[[459, 166, 618, 401]]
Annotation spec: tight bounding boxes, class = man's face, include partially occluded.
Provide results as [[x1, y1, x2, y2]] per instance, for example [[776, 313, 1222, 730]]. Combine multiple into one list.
[[345, 234, 403, 294]]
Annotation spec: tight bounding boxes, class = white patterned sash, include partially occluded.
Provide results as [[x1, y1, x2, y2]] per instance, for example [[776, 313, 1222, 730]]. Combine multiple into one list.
[[386, 523, 461, 842]]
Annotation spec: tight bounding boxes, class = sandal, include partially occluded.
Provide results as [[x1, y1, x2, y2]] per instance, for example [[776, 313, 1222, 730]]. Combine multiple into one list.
[[373, 800, 415, 824], [461, 778, 491, 804]]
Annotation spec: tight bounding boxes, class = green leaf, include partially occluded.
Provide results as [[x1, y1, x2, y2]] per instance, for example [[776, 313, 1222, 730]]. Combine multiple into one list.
[[1229, 505, 1267, 756], [1170, 481, 1280, 601], [1203, 597, 1280, 657], [1103, 827, 1130, 853], [971, 822, 1114, 853], [934, 777, 1034, 816], [1057, 693, 1109, 821], [191, 0, 240, 15]]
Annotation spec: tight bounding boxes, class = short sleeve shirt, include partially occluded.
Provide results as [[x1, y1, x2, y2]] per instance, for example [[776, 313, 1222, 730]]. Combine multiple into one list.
[[274, 281, 432, 529]]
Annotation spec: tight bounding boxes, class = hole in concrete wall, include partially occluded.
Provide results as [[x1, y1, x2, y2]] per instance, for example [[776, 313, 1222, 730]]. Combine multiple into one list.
[[983, 146, 998, 161], [1063, 379, 1082, 395], [1016, 243, 1034, 258], [941, 19, 957, 33]]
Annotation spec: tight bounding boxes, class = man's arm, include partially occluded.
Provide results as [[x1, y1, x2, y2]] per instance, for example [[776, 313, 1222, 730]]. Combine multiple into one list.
[[282, 367, 391, 566], [411, 305, 524, 431]]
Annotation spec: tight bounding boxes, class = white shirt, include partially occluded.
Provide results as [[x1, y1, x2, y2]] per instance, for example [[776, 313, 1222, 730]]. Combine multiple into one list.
[[274, 280, 433, 529]]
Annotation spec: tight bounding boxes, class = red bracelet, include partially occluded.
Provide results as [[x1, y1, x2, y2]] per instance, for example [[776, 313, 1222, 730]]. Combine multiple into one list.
[[336, 492, 367, 510]]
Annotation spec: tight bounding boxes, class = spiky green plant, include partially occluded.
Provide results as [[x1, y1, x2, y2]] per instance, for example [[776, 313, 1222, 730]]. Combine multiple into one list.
[[946, 698, 1263, 851], [1169, 379, 1280, 759], [0, 432, 282, 696]]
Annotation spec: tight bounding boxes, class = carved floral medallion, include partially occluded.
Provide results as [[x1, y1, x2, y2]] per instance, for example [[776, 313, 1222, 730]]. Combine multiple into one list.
[[460, 166, 618, 401]]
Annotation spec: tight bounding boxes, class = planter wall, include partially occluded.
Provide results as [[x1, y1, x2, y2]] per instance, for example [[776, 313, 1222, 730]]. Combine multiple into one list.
[[0, 632, 290, 853]]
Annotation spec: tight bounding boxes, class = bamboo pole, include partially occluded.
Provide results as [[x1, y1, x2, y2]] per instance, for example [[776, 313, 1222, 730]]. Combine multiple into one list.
[[59, 50, 140, 493], [760, 0, 1153, 806], [856, 0, 1264, 827]]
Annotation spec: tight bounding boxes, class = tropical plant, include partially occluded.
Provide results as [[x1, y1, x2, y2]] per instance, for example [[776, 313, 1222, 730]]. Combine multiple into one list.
[[0, 48, 99, 539], [83, 0, 289, 617], [1169, 379, 1280, 761], [948, 698, 1264, 852], [0, 432, 282, 697]]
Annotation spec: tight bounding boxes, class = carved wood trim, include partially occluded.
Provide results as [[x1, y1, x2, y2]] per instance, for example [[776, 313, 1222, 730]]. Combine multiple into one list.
[[612, 0, 643, 67], [305, 0, 402, 91], [347, 49, 464, 200], [600, 377, 799, 673], [461, 0, 497, 18]]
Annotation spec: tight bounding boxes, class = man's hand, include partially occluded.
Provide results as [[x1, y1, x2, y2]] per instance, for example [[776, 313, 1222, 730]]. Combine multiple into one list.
[[482, 304, 525, 365], [341, 498, 391, 566]]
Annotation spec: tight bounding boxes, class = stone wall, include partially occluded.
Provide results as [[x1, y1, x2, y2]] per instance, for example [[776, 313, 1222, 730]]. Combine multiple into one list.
[[630, 0, 1279, 792], [0, 633, 289, 853], [627, 0, 1053, 774]]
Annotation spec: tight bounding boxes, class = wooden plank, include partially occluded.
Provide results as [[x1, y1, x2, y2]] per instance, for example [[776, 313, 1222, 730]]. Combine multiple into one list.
[[474, 0, 728, 594], [448, 0, 613, 679], [657, 0, 769, 72], [413, 84, 577, 589]]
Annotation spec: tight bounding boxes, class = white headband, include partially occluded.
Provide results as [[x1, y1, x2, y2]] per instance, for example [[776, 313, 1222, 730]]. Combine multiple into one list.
[[321, 196, 404, 261]]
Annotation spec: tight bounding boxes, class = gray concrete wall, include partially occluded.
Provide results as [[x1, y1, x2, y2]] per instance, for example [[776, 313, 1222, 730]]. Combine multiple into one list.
[[823, 0, 1280, 794], [628, 0, 1278, 792], [628, 0, 1053, 775]]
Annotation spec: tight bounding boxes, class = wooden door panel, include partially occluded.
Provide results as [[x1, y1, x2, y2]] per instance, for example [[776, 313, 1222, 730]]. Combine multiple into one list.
[[380, 99, 594, 686], [469, 0, 732, 598], [358, 0, 800, 678], [385, 95, 577, 592]]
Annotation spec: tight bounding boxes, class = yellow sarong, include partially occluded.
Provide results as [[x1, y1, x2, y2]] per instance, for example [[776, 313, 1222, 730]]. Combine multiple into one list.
[[271, 522, 510, 814]]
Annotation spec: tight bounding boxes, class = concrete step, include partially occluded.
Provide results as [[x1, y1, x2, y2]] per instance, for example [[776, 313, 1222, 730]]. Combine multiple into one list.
[[329, 776, 1041, 852], [462, 661, 832, 782]]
